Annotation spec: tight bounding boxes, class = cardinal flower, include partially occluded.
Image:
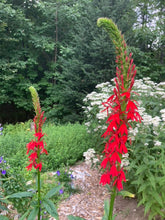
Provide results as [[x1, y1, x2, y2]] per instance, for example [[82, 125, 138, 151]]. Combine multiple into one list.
[[26, 86, 48, 172], [97, 18, 142, 192]]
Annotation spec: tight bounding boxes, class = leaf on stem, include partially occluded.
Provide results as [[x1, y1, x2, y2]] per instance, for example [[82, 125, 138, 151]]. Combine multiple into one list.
[[19, 210, 31, 220], [45, 185, 62, 199], [102, 199, 110, 220], [6, 191, 34, 199], [118, 190, 135, 198], [42, 198, 59, 219], [27, 207, 38, 220]]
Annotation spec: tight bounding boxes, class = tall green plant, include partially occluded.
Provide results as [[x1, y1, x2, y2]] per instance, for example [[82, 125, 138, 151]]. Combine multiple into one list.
[[5, 87, 61, 220]]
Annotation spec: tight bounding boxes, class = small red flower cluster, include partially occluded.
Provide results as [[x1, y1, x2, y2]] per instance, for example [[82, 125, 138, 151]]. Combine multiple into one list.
[[26, 110, 47, 172], [100, 43, 142, 191]]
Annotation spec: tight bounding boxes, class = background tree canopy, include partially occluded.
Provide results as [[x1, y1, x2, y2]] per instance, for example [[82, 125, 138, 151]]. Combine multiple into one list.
[[0, 0, 164, 123]]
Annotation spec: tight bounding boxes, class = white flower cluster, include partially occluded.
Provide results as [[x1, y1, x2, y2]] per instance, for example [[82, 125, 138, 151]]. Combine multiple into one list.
[[83, 148, 99, 167], [121, 153, 130, 168]]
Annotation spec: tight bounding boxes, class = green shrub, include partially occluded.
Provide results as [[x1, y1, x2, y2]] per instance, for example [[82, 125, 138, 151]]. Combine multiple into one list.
[[0, 122, 96, 172], [43, 123, 96, 170]]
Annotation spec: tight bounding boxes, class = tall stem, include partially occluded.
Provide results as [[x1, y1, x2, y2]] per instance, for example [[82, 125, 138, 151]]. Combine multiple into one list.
[[108, 186, 117, 220], [38, 170, 41, 220]]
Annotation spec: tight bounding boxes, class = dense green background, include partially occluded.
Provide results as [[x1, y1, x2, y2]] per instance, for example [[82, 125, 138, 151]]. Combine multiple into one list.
[[0, 0, 164, 123]]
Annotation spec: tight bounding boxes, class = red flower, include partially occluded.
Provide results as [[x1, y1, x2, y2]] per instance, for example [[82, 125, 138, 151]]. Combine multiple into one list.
[[117, 123, 128, 136], [34, 132, 44, 141], [26, 163, 33, 171], [29, 152, 38, 162], [26, 141, 36, 154], [113, 170, 126, 190], [36, 163, 42, 172], [126, 100, 138, 112], [110, 152, 121, 164], [110, 165, 118, 177], [100, 173, 111, 185], [101, 157, 109, 169]]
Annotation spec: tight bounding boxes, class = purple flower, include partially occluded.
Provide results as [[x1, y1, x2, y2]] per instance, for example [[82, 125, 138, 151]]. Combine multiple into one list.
[[70, 174, 74, 179], [1, 170, 6, 175], [56, 170, 60, 176], [3, 160, 6, 163], [59, 189, 64, 194], [0, 127, 3, 131]]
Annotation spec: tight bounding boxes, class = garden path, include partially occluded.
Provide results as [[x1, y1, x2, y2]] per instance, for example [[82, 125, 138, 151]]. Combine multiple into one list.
[[58, 161, 148, 220]]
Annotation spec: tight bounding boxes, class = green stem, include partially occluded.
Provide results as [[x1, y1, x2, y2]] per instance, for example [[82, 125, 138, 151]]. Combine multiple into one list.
[[38, 169, 41, 220], [108, 186, 117, 220]]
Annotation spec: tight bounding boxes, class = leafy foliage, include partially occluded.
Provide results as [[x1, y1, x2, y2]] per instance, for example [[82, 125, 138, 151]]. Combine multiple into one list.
[[0, 122, 97, 171], [1, 0, 157, 123]]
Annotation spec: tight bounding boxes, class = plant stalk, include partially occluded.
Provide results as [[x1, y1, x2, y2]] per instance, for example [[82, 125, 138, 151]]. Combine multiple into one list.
[[38, 169, 41, 220], [108, 186, 117, 220]]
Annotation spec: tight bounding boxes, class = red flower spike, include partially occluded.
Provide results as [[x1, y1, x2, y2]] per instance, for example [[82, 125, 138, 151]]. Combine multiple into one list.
[[26, 110, 48, 172], [99, 24, 141, 191]]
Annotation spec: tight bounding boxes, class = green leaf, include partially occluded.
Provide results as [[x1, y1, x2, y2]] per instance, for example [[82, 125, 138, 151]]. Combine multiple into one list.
[[27, 207, 38, 220], [105, 184, 111, 192], [103, 199, 110, 218], [144, 201, 153, 216], [67, 216, 86, 220], [112, 215, 117, 220], [148, 174, 156, 189], [0, 203, 8, 210], [0, 216, 9, 220], [152, 191, 164, 208], [135, 165, 147, 175], [137, 198, 145, 207], [6, 191, 33, 199], [118, 190, 135, 198], [19, 210, 31, 220], [42, 198, 58, 219], [138, 183, 149, 193], [45, 185, 62, 199]]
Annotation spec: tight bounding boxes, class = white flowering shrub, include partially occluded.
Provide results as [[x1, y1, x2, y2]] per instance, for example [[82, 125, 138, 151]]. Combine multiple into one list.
[[83, 77, 165, 219], [83, 148, 99, 167]]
